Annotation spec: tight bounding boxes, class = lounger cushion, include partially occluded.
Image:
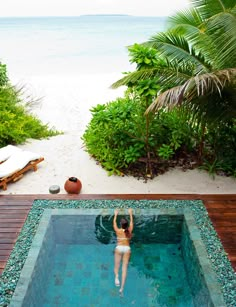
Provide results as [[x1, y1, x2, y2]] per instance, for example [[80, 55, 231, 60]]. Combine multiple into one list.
[[0, 145, 22, 163], [0, 151, 42, 178]]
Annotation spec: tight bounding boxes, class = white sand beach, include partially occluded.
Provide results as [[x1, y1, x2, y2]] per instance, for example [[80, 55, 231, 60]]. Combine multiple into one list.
[[1, 73, 236, 195]]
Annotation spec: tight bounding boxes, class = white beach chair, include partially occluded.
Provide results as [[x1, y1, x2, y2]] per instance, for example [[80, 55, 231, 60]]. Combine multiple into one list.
[[0, 149, 44, 191], [0, 145, 22, 163]]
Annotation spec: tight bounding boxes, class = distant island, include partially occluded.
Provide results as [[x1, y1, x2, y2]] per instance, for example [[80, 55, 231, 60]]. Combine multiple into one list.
[[80, 14, 131, 17], [78, 14, 166, 18]]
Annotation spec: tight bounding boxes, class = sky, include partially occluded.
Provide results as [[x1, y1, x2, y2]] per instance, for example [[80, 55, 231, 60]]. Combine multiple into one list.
[[0, 0, 191, 17]]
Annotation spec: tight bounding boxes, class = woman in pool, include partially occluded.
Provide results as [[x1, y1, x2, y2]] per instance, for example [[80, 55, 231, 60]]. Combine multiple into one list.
[[113, 208, 133, 294]]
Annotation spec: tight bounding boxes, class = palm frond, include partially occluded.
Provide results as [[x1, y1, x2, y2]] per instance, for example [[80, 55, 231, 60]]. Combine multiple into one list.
[[167, 9, 217, 67], [147, 68, 236, 113], [206, 11, 236, 68], [154, 60, 197, 89], [111, 61, 196, 90], [166, 3, 236, 69], [111, 69, 158, 89], [168, 8, 204, 30], [192, 0, 236, 19], [146, 30, 210, 74]]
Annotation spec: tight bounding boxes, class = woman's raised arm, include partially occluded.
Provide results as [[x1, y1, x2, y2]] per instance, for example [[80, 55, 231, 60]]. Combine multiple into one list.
[[128, 208, 133, 232], [113, 209, 119, 231]]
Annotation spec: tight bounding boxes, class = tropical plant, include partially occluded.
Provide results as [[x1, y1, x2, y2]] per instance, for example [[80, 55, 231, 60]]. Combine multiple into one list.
[[202, 120, 236, 177], [113, 44, 163, 177], [0, 85, 58, 147], [0, 62, 60, 147], [113, 0, 236, 120], [0, 62, 8, 86], [82, 96, 196, 176], [112, 0, 236, 163], [82, 97, 146, 175]]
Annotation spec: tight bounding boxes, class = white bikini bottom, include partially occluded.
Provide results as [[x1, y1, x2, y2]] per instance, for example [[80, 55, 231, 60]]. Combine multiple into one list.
[[115, 245, 131, 253]]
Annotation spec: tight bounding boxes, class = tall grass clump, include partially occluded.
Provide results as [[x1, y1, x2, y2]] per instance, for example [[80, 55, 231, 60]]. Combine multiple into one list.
[[0, 62, 59, 147]]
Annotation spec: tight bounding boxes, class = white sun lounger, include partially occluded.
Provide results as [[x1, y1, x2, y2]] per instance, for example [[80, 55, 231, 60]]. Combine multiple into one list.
[[0, 145, 22, 163], [0, 150, 44, 191]]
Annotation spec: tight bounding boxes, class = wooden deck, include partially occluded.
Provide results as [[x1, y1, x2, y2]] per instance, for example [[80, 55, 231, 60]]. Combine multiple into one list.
[[0, 194, 236, 275]]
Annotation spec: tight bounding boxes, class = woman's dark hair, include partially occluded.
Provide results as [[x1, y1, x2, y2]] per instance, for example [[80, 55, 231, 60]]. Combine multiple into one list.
[[120, 218, 130, 237]]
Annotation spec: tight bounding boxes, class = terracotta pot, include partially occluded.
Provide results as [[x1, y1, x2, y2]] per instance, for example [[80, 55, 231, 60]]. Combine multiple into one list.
[[64, 177, 82, 194]]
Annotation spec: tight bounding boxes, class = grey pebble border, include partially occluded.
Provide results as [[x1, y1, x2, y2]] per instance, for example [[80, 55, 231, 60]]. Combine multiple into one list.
[[0, 199, 236, 307]]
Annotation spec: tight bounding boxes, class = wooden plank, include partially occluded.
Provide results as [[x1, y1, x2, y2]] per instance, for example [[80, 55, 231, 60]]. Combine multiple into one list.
[[217, 229, 236, 235], [0, 216, 26, 225], [216, 226, 236, 232], [0, 213, 28, 219], [0, 243, 14, 249], [0, 204, 31, 211], [0, 233, 20, 238], [210, 220, 236, 227], [0, 222, 25, 228], [0, 228, 22, 233], [0, 238, 17, 244], [0, 209, 30, 214], [0, 261, 6, 269], [0, 201, 33, 207], [208, 213, 236, 218], [0, 201, 32, 206], [0, 250, 12, 256], [0, 255, 9, 261], [217, 237, 236, 245], [205, 200, 236, 207], [228, 255, 236, 261], [207, 208, 236, 213]]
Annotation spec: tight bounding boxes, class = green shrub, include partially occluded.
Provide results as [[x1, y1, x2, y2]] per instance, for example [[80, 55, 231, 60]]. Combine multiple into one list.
[[82, 97, 146, 175], [150, 109, 196, 154], [82, 96, 197, 175], [203, 121, 236, 177], [0, 85, 59, 147]]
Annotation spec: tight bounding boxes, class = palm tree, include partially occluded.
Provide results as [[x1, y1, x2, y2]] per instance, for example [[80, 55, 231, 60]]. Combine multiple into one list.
[[112, 0, 236, 125]]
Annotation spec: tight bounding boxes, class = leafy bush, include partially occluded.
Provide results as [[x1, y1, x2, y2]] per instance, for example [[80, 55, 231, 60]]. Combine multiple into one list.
[[82, 97, 146, 175], [202, 121, 236, 177], [0, 85, 58, 147], [82, 96, 197, 176]]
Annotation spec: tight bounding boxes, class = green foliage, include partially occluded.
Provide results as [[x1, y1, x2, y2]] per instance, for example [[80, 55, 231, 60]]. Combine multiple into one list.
[[202, 121, 236, 177], [135, 78, 160, 98], [151, 109, 195, 151], [0, 63, 8, 86], [82, 97, 146, 175], [199, 159, 224, 179], [82, 97, 196, 175], [128, 43, 159, 70], [83, 93, 235, 178], [158, 144, 174, 160], [0, 85, 59, 147]]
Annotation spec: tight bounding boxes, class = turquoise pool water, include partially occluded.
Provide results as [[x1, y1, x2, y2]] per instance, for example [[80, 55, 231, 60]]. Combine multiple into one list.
[[10, 208, 225, 307], [43, 243, 193, 306]]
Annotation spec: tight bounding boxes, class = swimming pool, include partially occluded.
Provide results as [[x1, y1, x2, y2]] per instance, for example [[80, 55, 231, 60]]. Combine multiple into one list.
[[9, 208, 226, 307]]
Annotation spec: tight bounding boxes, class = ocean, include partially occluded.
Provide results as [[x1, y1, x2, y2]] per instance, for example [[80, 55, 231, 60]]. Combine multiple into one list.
[[0, 15, 168, 131], [0, 15, 167, 77]]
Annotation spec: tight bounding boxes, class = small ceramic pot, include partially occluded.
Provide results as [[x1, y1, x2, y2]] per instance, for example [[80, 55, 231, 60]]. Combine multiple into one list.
[[64, 177, 82, 194]]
